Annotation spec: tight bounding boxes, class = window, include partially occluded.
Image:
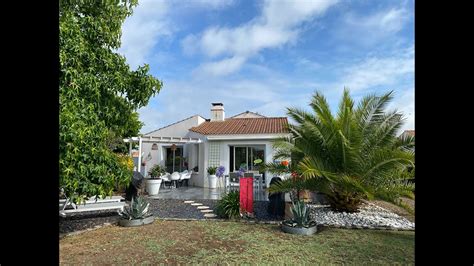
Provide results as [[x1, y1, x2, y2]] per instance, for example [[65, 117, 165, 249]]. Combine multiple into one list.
[[229, 145, 265, 171]]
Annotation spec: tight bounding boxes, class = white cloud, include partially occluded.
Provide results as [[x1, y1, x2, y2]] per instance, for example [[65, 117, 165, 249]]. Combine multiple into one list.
[[296, 58, 322, 71], [137, 76, 298, 133], [341, 46, 414, 92], [195, 56, 246, 76], [387, 88, 414, 133], [183, 0, 339, 76], [335, 6, 411, 47], [182, 0, 236, 9], [119, 0, 172, 69]]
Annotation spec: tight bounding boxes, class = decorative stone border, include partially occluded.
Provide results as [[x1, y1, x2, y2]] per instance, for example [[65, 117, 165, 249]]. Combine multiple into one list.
[[308, 202, 415, 231], [59, 222, 115, 239]]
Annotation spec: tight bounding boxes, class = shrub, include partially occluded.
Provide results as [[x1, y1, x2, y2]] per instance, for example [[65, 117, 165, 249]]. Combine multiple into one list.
[[216, 191, 240, 219]]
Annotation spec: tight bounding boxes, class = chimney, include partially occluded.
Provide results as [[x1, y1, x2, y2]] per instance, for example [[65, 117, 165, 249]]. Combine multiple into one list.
[[211, 103, 225, 121]]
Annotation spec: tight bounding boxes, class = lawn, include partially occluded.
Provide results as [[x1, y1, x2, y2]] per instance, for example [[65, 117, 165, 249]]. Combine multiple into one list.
[[60, 220, 414, 264]]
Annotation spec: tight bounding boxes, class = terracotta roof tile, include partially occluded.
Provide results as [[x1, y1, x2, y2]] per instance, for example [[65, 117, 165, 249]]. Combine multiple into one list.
[[190, 117, 288, 135], [401, 130, 415, 137]]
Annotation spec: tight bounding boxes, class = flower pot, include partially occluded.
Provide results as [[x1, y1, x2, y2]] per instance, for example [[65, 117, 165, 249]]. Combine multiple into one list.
[[118, 216, 155, 227], [208, 174, 217, 188], [284, 202, 294, 220], [145, 179, 162, 196], [281, 223, 317, 235]]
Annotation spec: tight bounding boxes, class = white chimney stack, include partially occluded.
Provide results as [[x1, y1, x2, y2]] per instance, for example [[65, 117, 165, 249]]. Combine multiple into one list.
[[211, 103, 225, 121]]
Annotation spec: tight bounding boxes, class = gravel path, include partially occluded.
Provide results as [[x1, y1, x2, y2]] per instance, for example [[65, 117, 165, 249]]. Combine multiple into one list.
[[60, 199, 282, 234], [148, 199, 210, 219]]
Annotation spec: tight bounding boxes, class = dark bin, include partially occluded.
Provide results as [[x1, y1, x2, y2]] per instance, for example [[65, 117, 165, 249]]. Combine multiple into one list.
[[267, 177, 285, 218], [125, 171, 145, 201]]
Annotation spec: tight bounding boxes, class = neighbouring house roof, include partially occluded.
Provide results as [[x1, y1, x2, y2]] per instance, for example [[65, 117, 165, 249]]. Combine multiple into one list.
[[142, 114, 207, 136], [400, 130, 415, 138], [228, 111, 266, 119], [189, 117, 289, 135]]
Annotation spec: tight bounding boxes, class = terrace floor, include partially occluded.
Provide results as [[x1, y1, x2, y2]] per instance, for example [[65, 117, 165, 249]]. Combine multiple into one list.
[[148, 185, 269, 201]]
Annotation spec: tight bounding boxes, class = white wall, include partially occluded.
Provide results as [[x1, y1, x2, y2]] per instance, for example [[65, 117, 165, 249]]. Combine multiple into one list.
[[140, 115, 206, 177], [187, 131, 207, 187], [145, 115, 205, 138]]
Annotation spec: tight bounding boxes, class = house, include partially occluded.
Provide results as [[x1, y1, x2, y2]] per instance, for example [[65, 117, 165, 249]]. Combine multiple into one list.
[[400, 130, 415, 138], [132, 103, 289, 188]]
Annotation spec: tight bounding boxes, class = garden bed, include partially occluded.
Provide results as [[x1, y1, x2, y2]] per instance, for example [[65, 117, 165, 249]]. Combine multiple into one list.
[[60, 199, 283, 235], [308, 202, 415, 230]]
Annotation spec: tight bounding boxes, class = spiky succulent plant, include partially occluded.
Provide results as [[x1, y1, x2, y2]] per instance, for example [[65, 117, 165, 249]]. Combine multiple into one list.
[[120, 196, 151, 220]]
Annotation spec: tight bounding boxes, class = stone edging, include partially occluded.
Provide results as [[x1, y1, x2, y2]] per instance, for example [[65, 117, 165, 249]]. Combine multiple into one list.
[[60, 217, 413, 239], [60, 222, 115, 239], [317, 224, 415, 231], [156, 217, 413, 230]]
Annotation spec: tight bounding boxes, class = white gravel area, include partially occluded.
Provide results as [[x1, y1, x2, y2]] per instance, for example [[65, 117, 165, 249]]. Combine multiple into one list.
[[308, 202, 415, 230]]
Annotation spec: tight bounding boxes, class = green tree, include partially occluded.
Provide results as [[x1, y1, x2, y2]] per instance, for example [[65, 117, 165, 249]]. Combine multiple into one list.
[[266, 89, 414, 212], [59, 0, 162, 203]]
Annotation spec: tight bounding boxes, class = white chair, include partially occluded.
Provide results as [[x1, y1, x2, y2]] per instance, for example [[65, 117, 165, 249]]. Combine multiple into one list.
[[170, 172, 181, 188], [179, 171, 192, 187], [161, 173, 171, 188], [228, 172, 240, 191]]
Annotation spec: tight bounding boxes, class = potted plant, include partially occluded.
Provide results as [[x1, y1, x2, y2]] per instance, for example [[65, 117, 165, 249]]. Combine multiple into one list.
[[207, 166, 218, 188], [119, 196, 154, 227], [146, 164, 165, 196], [281, 200, 317, 235]]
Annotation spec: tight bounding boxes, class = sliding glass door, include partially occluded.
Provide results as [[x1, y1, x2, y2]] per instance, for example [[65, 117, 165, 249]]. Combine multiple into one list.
[[229, 145, 265, 172]]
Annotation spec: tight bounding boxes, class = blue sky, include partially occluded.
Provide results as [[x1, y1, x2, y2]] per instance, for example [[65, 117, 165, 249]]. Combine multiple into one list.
[[118, 0, 414, 134]]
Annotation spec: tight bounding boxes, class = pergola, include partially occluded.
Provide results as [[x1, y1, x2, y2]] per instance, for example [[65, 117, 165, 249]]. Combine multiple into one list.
[[123, 136, 202, 173]]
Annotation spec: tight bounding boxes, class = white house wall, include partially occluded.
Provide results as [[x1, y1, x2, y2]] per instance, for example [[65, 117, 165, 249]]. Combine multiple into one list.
[[187, 131, 208, 187], [140, 115, 205, 177], [186, 131, 285, 188], [145, 115, 205, 138]]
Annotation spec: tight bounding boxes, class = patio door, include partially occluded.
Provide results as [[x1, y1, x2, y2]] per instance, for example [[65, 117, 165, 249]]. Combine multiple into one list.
[[165, 146, 183, 173], [229, 145, 265, 171]]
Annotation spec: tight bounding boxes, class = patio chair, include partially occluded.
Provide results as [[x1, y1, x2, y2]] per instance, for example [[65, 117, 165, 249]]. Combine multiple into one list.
[[228, 172, 240, 191], [161, 173, 171, 189], [179, 171, 192, 187], [170, 172, 181, 188]]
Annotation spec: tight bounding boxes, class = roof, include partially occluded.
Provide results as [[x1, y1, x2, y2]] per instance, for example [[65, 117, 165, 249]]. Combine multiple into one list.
[[143, 115, 207, 136], [400, 130, 415, 137], [228, 111, 266, 119], [189, 117, 288, 135]]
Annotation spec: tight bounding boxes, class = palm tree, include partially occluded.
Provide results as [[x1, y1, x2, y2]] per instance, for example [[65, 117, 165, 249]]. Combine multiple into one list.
[[266, 89, 414, 212]]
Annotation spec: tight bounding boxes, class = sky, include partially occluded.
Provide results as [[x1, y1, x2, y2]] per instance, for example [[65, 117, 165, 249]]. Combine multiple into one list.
[[118, 0, 414, 134]]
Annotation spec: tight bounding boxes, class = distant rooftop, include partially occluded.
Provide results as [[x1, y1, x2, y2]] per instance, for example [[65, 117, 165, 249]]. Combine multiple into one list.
[[401, 130, 415, 137], [229, 111, 266, 119]]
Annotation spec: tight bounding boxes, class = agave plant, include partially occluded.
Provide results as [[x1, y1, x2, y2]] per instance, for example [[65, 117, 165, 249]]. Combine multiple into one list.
[[120, 196, 151, 220], [292, 200, 315, 227], [267, 89, 415, 212]]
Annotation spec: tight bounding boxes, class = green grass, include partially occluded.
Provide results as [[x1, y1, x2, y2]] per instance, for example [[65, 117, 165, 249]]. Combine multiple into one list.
[[60, 220, 414, 264]]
